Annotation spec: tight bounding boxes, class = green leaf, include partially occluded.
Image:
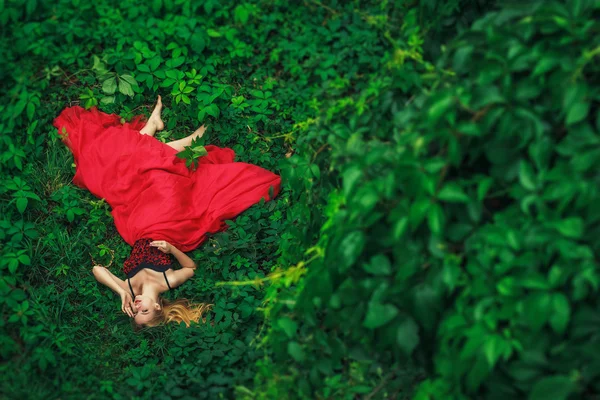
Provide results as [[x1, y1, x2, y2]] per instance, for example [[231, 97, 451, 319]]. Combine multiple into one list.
[[477, 177, 494, 201], [423, 158, 447, 173], [363, 303, 399, 329], [250, 89, 264, 99], [392, 217, 408, 240], [442, 259, 461, 290], [569, 0, 584, 17], [549, 293, 570, 334], [428, 95, 454, 122], [519, 275, 549, 290], [396, 316, 419, 355], [427, 203, 444, 234], [190, 32, 206, 53], [529, 376, 575, 400], [528, 137, 553, 171], [519, 159, 537, 191], [362, 254, 392, 276], [120, 74, 137, 86], [516, 79, 542, 100], [8, 259, 18, 274], [101, 96, 115, 104], [343, 166, 362, 197], [566, 101, 589, 125], [554, 218, 584, 238], [456, 121, 481, 136], [16, 197, 27, 213], [277, 317, 298, 338], [167, 56, 185, 69], [497, 276, 519, 296], [205, 104, 220, 118], [309, 164, 320, 179], [207, 28, 222, 37], [118, 80, 134, 97], [472, 85, 505, 107], [102, 77, 117, 95], [409, 197, 431, 230], [92, 55, 108, 75], [234, 4, 250, 24], [338, 231, 365, 272], [532, 57, 557, 77], [148, 56, 161, 71], [191, 146, 208, 157], [452, 46, 473, 72], [26, 103, 35, 121], [412, 284, 439, 334], [438, 182, 469, 203], [524, 293, 552, 331], [287, 342, 305, 362], [18, 255, 30, 265], [563, 84, 586, 111], [209, 88, 225, 103], [483, 335, 503, 368]]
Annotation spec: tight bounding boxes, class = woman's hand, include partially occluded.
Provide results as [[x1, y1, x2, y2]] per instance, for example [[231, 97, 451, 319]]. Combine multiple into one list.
[[120, 290, 135, 318], [150, 240, 173, 254]]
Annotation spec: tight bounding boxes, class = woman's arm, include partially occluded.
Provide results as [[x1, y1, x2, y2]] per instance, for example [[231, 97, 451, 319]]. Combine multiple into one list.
[[150, 240, 197, 269], [92, 266, 128, 295], [167, 268, 195, 289], [169, 246, 197, 269], [92, 266, 135, 317]]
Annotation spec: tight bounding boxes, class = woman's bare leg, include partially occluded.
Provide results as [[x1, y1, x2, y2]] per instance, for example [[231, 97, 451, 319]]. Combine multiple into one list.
[[166, 125, 206, 152], [140, 95, 164, 137]]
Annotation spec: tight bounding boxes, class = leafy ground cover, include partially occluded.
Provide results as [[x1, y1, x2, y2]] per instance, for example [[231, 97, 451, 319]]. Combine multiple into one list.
[[2, 0, 599, 399]]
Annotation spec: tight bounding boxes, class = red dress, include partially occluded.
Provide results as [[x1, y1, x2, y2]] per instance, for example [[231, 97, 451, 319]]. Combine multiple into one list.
[[52, 106, 281, 252]]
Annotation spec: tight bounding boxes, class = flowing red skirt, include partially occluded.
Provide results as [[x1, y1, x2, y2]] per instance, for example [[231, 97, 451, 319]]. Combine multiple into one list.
[[52, 106, 281, 252]]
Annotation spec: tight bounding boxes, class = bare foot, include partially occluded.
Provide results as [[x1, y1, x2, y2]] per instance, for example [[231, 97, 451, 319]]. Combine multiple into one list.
[[148, 95, 164, 131], [191, 125, 206, 140]]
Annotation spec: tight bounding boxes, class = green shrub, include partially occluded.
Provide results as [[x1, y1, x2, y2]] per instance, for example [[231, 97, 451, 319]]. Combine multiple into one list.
[[252, 0, 600, 399]]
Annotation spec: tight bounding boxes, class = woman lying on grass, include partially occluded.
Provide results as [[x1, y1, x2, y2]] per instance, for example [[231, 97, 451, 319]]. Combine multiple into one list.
[[92, 239, 210, 327], [53, 96, 281, 328]]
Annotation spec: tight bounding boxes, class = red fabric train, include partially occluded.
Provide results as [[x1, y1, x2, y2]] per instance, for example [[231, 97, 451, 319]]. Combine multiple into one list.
[[52, 105, 281, 252]]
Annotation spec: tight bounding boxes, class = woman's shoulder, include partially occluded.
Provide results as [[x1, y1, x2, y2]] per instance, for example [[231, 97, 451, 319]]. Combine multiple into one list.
[[164, 267, 194, 289]]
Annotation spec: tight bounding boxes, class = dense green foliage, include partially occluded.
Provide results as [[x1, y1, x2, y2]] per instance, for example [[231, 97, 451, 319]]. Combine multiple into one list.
[[254, 1, 600, 399], [1, 0, 599, 399]]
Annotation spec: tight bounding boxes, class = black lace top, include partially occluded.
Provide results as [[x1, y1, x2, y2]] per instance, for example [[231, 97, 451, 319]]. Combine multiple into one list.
[[123, 238, 173, 278]]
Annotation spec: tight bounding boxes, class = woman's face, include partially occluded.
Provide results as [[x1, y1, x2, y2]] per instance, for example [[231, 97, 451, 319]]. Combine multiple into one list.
[[133, 295, 160, 325]]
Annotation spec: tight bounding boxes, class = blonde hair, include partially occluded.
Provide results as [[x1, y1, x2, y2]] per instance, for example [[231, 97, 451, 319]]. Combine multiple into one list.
[[137, 298, 214, 329]]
